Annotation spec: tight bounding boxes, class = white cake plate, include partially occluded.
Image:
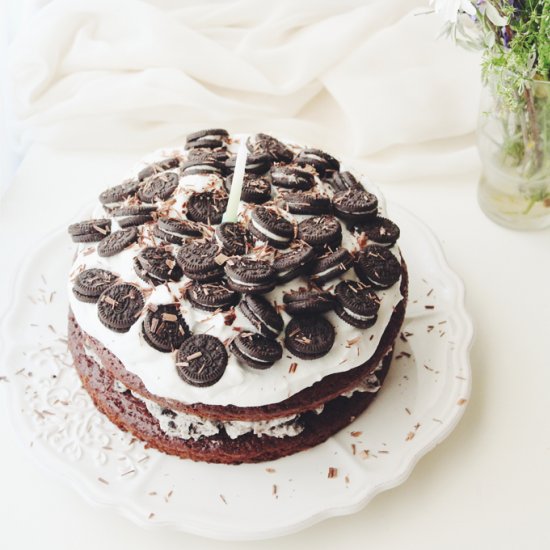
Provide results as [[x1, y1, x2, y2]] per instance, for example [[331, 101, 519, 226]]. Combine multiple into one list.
[[0, 202, 472, 540]]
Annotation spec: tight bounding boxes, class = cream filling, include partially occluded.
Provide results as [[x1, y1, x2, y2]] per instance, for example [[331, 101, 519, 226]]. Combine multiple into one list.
[[312, 263, 343, 279], [251, 218, 291, 242], [342, 306, 376, 321], [85, 342, 383, 441], [182, 164, 220, 173], [234, 342, 272, 364]]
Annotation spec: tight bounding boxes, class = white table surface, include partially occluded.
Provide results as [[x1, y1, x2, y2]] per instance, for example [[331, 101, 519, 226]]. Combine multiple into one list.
[[0, 141, 549, 549]]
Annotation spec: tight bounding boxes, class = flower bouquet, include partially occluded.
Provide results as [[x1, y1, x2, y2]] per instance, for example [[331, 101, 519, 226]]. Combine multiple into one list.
[[433, 0, 550, 229]]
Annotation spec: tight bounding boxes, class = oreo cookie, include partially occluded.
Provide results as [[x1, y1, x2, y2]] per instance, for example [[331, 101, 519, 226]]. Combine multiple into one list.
[[297, 215, 342, 250], [133, 246, 182, 286], [224, 257, 276, 294], [355, 245, 402, 289], [246, 133, 294, 164], [181, 159, 226, 177], [176, 240, 224, 282], [99, 179, 140, 209], [248, 206, 294, 249], [215, 222, 248, 256], [238, 294, 283, 339], [333, 189, 378, 223], [187, 281, 239, 312], [352, 217, 400, 248], [283, 289, 334, 315], [97, 227, 139, 257], [330, 171, 363, 192], [309, 247, 353, 284], [176, 334, 228, 387], [282, 191, 332, 215], [225, 174, 271, 204], [138, 172, 179, 203], [118, 214, 154, 228], [271, 165, 315, 191], [68, 218, 111, 243], [186, 191, 228, 225], [185, 128, 229, 150], [230, 333, 282, 370], [226, 152, 271, 176], [97, 283, 144, 333], [295, 148, 339, 176], [142, 303, 190, 352], [154, 217, 203, 245], [284, 315, 335, 360], [73, 268, 119, 303], [272, 242, 316, 283], [138, 157, 181, 181], [334, 280, 380, 329], [187, 148, 230, 165], [109, 204, 157, 217]]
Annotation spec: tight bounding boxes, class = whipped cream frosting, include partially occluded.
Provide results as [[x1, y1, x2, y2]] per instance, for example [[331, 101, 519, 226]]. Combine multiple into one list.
[[68, 135, 404, 408]]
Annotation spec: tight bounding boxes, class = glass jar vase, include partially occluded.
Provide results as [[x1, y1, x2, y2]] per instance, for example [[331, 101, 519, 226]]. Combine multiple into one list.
[[477, 73, 550, 230]]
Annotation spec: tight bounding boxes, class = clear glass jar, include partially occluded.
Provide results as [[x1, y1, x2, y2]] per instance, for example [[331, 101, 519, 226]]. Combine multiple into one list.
[[477, 73, 550, 230]]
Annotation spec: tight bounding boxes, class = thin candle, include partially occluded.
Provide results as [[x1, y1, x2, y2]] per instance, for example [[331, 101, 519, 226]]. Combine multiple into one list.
[[222, 140, 248, 223]]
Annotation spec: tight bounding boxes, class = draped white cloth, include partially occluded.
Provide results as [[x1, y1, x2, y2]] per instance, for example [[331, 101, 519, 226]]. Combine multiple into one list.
[[8, 0, 481, 182]]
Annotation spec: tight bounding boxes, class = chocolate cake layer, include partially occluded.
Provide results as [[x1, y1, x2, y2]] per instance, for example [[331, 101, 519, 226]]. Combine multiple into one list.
[[70, 331, 393, 464], [68, 260, 406, 422]]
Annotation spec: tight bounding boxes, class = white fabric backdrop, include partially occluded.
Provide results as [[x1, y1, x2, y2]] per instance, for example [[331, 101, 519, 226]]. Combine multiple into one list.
[[7, 0, 481, 183]]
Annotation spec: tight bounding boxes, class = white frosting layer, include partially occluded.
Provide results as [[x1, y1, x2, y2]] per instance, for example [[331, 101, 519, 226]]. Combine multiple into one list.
[[68, 135, 403, 407]]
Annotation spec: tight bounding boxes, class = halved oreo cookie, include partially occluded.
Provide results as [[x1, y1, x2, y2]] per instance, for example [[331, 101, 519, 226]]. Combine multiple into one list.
[[142, 303, 190, 352], [73, 268, 119, 303], [295, 148, 339, 177], [271, 165, 315, 191], [118, 214, 154, 228], [97, 227, 139, 257], [176, 334, 228, 387], [283, 289, 334, 315], [334, 280, 380, 329], [284, 315, 335, 360], [226, 152, 271, 176], [230, 333, 282, 369], [187, 281, 239, 312], [272, 242, 316, 283], [297, 215, 342, 251], [309, 247, 353, 284], [248, 206, 294, 249], [133, 247, 182, 286], [185, 128, 229, 150], [355, 245, 402, 289], [282, 191, 332, 215], [68, 218, 111, 243], [333, 189, 378, 223], [154, 217, 203, 245], [138, 172, 179, 203], [224, 257, 276, 294], [99, 179, 140, 209], [186, 191, 228, 225], [215, 222, 248, 256], [97, 283, 144, 333], [330, 171, 363, 192], [176, 240, 224, 282], [246, 133, 294, 164], [138, 157, 181, 181], [352, 217, 400, 248], [225, 174, 271, 204], [239, 294, 283, 339]]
